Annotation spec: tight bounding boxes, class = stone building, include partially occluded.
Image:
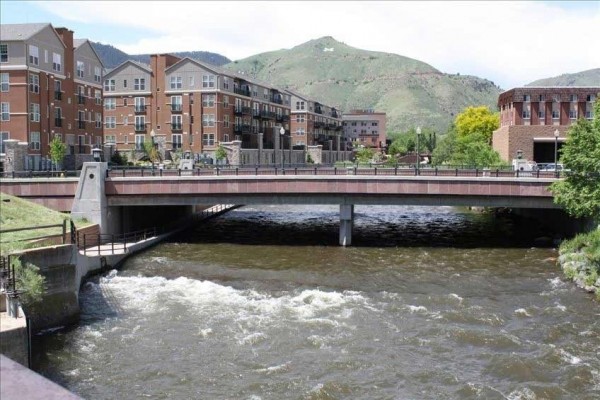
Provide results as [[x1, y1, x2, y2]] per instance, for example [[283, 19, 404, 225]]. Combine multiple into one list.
[[0, 23, 104, 171], [492, 87, 598, 163]]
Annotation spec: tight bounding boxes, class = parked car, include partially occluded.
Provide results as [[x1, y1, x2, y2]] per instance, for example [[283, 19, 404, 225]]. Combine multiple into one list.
[[538, 163, 564, 172]]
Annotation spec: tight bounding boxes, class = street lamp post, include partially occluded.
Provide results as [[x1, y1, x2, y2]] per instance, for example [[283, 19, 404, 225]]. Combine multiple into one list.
[[554, 128, 560, 177], [280, 126, 285, 169], [416, 126, 421, 175]]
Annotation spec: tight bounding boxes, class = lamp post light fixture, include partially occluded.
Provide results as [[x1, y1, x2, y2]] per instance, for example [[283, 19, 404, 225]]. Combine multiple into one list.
[[416, 126, 422, 175], [280, 126, 285, 169], [92, 147, 102, 162], [554, 128, 560, 177]]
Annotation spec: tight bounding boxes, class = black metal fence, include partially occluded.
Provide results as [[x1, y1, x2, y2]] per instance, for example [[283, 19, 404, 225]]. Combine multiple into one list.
[[79, 227, 157, 256]]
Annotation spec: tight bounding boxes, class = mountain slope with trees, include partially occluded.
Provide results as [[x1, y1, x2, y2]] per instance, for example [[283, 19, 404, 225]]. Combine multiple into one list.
[[223, 36, 501, 133]]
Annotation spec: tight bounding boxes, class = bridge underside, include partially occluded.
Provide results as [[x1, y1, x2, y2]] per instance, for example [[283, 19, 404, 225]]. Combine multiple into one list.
[[107, 193, 559, 209]]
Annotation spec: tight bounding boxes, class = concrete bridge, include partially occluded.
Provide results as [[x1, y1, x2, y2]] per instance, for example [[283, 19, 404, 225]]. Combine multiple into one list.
[[1, 163, 559, 246]]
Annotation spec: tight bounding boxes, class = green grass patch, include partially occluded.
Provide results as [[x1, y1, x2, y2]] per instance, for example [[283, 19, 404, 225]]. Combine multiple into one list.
[[0, 193, 92, 255]]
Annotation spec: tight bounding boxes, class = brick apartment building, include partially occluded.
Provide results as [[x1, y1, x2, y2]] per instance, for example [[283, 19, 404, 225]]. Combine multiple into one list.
[[492, 87, 598, 163], [0, 23, 104, 170], [285, 90, 345, 152], [103, 54, 295, 159], [342, 109, 387, 149]]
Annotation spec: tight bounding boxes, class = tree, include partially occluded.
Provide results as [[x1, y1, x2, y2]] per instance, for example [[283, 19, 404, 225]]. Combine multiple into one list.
[[49, 136, 67, 170], [551, 100, 600, 220], [355, 146, 375, 164], [432, 126, 457, 165], [454, 106, 499, 144], [450, 132, 504, 167], [215, 145, 227, 163], [142, 140, 160, 163]]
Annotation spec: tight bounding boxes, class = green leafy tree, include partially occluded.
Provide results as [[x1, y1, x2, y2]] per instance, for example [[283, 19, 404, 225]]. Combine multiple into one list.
[[454, 106, 499, 144], [432, 126, 457, 165], [12, 257, 45, 311], [450, 132, 504, 167], [215, 145, 227, 162], [142, 140, 160, 163], [355, 146, 375, 164], [49, 136, 67, 170], [551, 100, 600, 220]]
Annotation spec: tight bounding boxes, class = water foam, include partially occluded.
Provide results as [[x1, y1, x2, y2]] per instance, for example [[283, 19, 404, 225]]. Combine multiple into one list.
[[514, 308, 532, 317]]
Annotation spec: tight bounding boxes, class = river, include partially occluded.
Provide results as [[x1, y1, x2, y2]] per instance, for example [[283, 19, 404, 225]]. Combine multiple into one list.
[[33, 205, 600, 399]]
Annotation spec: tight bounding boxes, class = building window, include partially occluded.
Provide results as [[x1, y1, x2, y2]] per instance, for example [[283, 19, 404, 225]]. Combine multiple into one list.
[[587, 94, 596, 102], [123, 79, 127, 88], [123, 116, 128, 126], [29, 45, 39, 65], [202, 133, 215, 146], [552, 110, 560, 119], [135, 116, 146, 131], [202, 75, 215, 88], [134, 97, 145, 112], [29, 73, 39, 93], [96, 113, 102, 128], [52, 53, 62, 72], [202, 94, 215, 107], [135, 134, 145, 150], [134, 78, 146, 90], [94, 66, 101, 82], [0, 44, 8, 63], [372, 122, 378, 126], [29, 132, 41, 150], [586, 110, 594, 119], [295, 129, 305, 136], [296, 114, 305, 123], [570, 94, 578, 102], [95, 89, 102, 105], [170, 76, 182, 89], [538, 94, 545, 102], [76, 61, 84, 78], [0, 131, 9, 153], [202, 114, 215, 127], [224, 115, 230, 128], [30, 103, 40, 122], [223, 95, 229, 108], [172, 134, 182, 149], [104, 98, 116, 110], [171, 95, 182, 111], [171, 115, 182, 130], [539, 110, 545, 119], [569, 110, 577, 119], [0, 73, 8, 92], [223, 77, 229, 90], [1, 102, 10, 121], [523, 94, 531, 102], [105, 135, 116, 144], [522, 110, 530, 119], [296, 101, 305, 110], [54, 107, 62, 127], [104, 79, 115, 92], [105, 116, 116, 129]]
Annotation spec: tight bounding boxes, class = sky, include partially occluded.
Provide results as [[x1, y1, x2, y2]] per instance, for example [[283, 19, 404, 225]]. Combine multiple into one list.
[[1, 1, 599, 89]]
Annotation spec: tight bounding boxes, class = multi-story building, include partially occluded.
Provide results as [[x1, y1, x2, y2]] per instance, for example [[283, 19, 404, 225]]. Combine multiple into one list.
[[286, 90, 345, 151], [342, 109, 387, 149], [103, 54, 292, 158], [0, 23, 104, 170], [492, 87, 598, 163]]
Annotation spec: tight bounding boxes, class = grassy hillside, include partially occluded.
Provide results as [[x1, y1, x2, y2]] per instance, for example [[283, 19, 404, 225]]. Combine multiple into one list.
[[527, 68, 600, 86], [224, 37, 501, 133], [92, 42, 231, 69]]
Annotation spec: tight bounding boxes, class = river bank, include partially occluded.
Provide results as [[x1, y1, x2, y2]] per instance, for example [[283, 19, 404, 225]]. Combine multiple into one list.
[[558, 229, 600, 301]]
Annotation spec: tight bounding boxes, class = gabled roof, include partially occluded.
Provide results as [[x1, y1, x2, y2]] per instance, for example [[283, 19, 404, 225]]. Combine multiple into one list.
[[73, 38, 105, 67], [104, 59, 152, 78], [0, 23, 50, 41], [165, 56, 223, 76]]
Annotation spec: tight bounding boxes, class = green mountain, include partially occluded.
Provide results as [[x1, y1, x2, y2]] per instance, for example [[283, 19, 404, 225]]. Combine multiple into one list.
[[526, 68, 600, 86], [223, 37, 501, 133], [92, 42, 231, 69]]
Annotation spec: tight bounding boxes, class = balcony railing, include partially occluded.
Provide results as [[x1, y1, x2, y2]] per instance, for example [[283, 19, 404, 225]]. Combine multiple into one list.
[[314, 121, 324, 128], [54, 91, 62, 101], [78, 120, 86, 129], [135, 124, 146, 132], [331, 111, 338, 118], [271, 95, 283, 104], [234, 124, 252, 134], [77, 95, 86, 105], [171, 104, 182, 112], [315, 107, 323, 115], [252, 109, 261, 118], [171, 123, 182, 131], [54, 118, 62, 127], [234, 87, 251, 97], [261, 110, 275, 119], [135, 105, 146, 113]]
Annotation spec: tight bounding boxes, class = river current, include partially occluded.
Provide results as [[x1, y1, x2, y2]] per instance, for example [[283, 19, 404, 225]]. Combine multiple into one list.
[[34, 205, 599, 399]]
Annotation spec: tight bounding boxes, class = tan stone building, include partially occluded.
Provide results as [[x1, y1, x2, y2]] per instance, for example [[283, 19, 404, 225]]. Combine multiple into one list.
[[103, 54, 293, 161], [492, 87, 598, 163], [0, 23, 104, 170], [342, 109, 387, 149]]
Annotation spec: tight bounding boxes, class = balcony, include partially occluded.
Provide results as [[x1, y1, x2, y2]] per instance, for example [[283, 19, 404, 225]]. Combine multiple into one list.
[[77, 95, 86, 105], [234, 106, 251, 115], [252, 109, 261, 118], [234, 124, 252, 134], [271, 95, 283, 104], [314, 121, 324, 129], [314, 106, 323, 115], [171, 123, 182, 131], [171, 104, 182, 112], [135, 105, 146, 113], [234, 87, 251, 97], [78, 120, 86, 129], [328, 123, 338, 130], [54, 118, 62, 127], [54, 91, 62, 101], [331, 110, 338, 118], [261, 110, 275, 119], [135, 124, 146, 132]]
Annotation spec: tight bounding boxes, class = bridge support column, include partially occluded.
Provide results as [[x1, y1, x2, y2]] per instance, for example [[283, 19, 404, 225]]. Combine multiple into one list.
[[339, 204, 354, 246]]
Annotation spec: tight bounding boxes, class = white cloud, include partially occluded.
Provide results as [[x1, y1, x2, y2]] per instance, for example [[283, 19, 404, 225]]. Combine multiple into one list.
[[34, 1, 600, 88]]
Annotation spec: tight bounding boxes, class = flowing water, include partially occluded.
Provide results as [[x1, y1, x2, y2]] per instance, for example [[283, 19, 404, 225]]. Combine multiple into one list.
[[34, 205, 600, 399]]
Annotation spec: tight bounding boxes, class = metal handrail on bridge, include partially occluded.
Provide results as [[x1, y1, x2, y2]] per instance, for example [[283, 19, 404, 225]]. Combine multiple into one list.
[[105, 165, 566, 179]]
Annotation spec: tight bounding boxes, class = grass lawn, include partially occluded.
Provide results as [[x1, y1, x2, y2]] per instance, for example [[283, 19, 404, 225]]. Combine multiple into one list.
[[0, 193, 91, 255]]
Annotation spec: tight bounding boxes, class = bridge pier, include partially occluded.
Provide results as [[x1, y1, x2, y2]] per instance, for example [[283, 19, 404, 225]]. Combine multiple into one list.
[[339, 204, 354, 246]]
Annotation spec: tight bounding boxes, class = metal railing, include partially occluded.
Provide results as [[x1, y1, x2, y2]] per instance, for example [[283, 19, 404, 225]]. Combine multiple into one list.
[[80, 227, 157, 256], [0, 170, 81, 179]]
